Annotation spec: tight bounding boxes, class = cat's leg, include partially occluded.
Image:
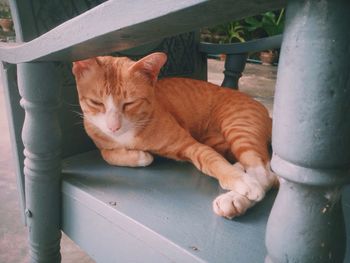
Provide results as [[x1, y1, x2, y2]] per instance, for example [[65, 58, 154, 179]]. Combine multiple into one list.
[[178, 141, 268, 218], [101, 148, 153, 167], [211, 161, 276, 219], [200, 132, 235, 162], [148, 119, 265, 218], [238, 150, 278, 189], [213, 190, 255, 219], [212, 114, 278, 218], [213, 143, 278, 219], [212, 160, 272, 219], [172, 140, 266, 202]]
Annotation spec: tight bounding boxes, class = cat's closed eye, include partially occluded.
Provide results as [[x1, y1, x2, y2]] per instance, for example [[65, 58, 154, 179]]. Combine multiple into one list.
[[86, 98, 104, 108], [123, 99, 147, 112], [122, 101, 136, 111]]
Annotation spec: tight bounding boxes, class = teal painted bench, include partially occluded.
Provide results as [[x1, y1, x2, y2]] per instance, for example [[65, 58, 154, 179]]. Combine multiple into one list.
[[1, 0, 349, 262]]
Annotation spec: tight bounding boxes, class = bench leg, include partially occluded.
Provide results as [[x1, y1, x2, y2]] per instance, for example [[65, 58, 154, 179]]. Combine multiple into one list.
[[221, 53, 248, 89], [266, 0, 350, 262], [18, 63, 62, 262]]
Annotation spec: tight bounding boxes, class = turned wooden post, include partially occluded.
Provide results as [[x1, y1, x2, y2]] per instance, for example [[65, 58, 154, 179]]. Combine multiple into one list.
[[18, 62, 62, 262], [221, 53, 248, 89], [266, 0, 350, 262]]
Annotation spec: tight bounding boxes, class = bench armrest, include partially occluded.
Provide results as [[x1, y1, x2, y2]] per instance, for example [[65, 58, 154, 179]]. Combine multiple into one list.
[[199, 35, 283, 54], [0, 0, 285, 63]]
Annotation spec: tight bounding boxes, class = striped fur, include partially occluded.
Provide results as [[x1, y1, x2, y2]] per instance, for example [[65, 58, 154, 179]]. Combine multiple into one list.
[[72, 52, 277, 219]]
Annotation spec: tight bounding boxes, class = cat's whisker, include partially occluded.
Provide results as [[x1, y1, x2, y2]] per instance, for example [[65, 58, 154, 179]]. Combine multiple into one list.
[[73, 121, 84, 126], [71, 110, 84, 119], [134, 119, 152, 127], [62, 100, 81, 107], [134, 124, 148, 129]]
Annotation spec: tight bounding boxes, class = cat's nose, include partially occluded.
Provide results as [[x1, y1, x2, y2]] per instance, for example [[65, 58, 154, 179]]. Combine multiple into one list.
[[107, 111, 121, 132], [108, 122, 121, 132]]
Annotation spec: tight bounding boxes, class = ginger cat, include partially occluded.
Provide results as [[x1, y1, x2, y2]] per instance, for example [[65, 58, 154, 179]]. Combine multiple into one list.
[[72, 52, 277, 219]]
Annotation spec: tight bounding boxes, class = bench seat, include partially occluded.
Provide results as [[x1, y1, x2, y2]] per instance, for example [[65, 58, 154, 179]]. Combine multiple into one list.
[[62, 150, 278, 263]]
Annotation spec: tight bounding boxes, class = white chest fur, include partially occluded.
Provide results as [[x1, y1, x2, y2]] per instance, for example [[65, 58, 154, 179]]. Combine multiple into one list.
[[109, 129, 136, 147]]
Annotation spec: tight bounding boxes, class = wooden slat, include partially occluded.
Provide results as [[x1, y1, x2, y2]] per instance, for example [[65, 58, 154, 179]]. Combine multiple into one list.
[[0, 0, 286, 63], [199, 35, 283, 54], [62, 151, 350, 262], [62, 150, 278, 263]]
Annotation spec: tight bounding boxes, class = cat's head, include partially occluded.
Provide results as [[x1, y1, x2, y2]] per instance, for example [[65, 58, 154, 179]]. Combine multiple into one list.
[[72, 52, 167, 138]]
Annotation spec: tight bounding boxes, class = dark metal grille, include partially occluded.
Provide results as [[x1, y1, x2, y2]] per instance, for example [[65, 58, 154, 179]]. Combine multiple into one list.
[[30, 0, 106, 35], [23, 1, 196, 83]]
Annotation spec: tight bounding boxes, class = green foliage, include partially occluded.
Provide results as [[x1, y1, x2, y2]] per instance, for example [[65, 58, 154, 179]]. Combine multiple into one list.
[[201, 20, 247, 44], [244, 9, 285, 38], [0, 3, 11, 19], [201, 9, 285, 43], [222, 21, 246, 43]]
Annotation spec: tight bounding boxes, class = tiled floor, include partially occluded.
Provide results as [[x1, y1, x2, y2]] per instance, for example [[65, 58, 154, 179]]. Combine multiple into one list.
[[0, 60, 278, 263]]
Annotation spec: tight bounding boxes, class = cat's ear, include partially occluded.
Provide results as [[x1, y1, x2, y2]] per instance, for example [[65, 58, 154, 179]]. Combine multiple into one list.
[[129, 52, 167, 84], [72, 57, 100, 80]]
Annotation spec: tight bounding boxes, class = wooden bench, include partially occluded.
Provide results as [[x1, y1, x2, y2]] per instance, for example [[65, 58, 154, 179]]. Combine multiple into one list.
[[1, 0, 349, 262]]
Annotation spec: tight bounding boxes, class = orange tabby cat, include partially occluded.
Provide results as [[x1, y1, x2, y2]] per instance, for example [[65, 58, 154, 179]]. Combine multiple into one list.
[[72, 52, 277, 219]]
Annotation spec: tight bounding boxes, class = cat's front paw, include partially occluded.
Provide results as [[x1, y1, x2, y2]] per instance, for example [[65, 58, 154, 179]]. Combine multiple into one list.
[[137, 151, 154, 167], [218, 170, 265, 202], [213, 191, 255, 219]]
